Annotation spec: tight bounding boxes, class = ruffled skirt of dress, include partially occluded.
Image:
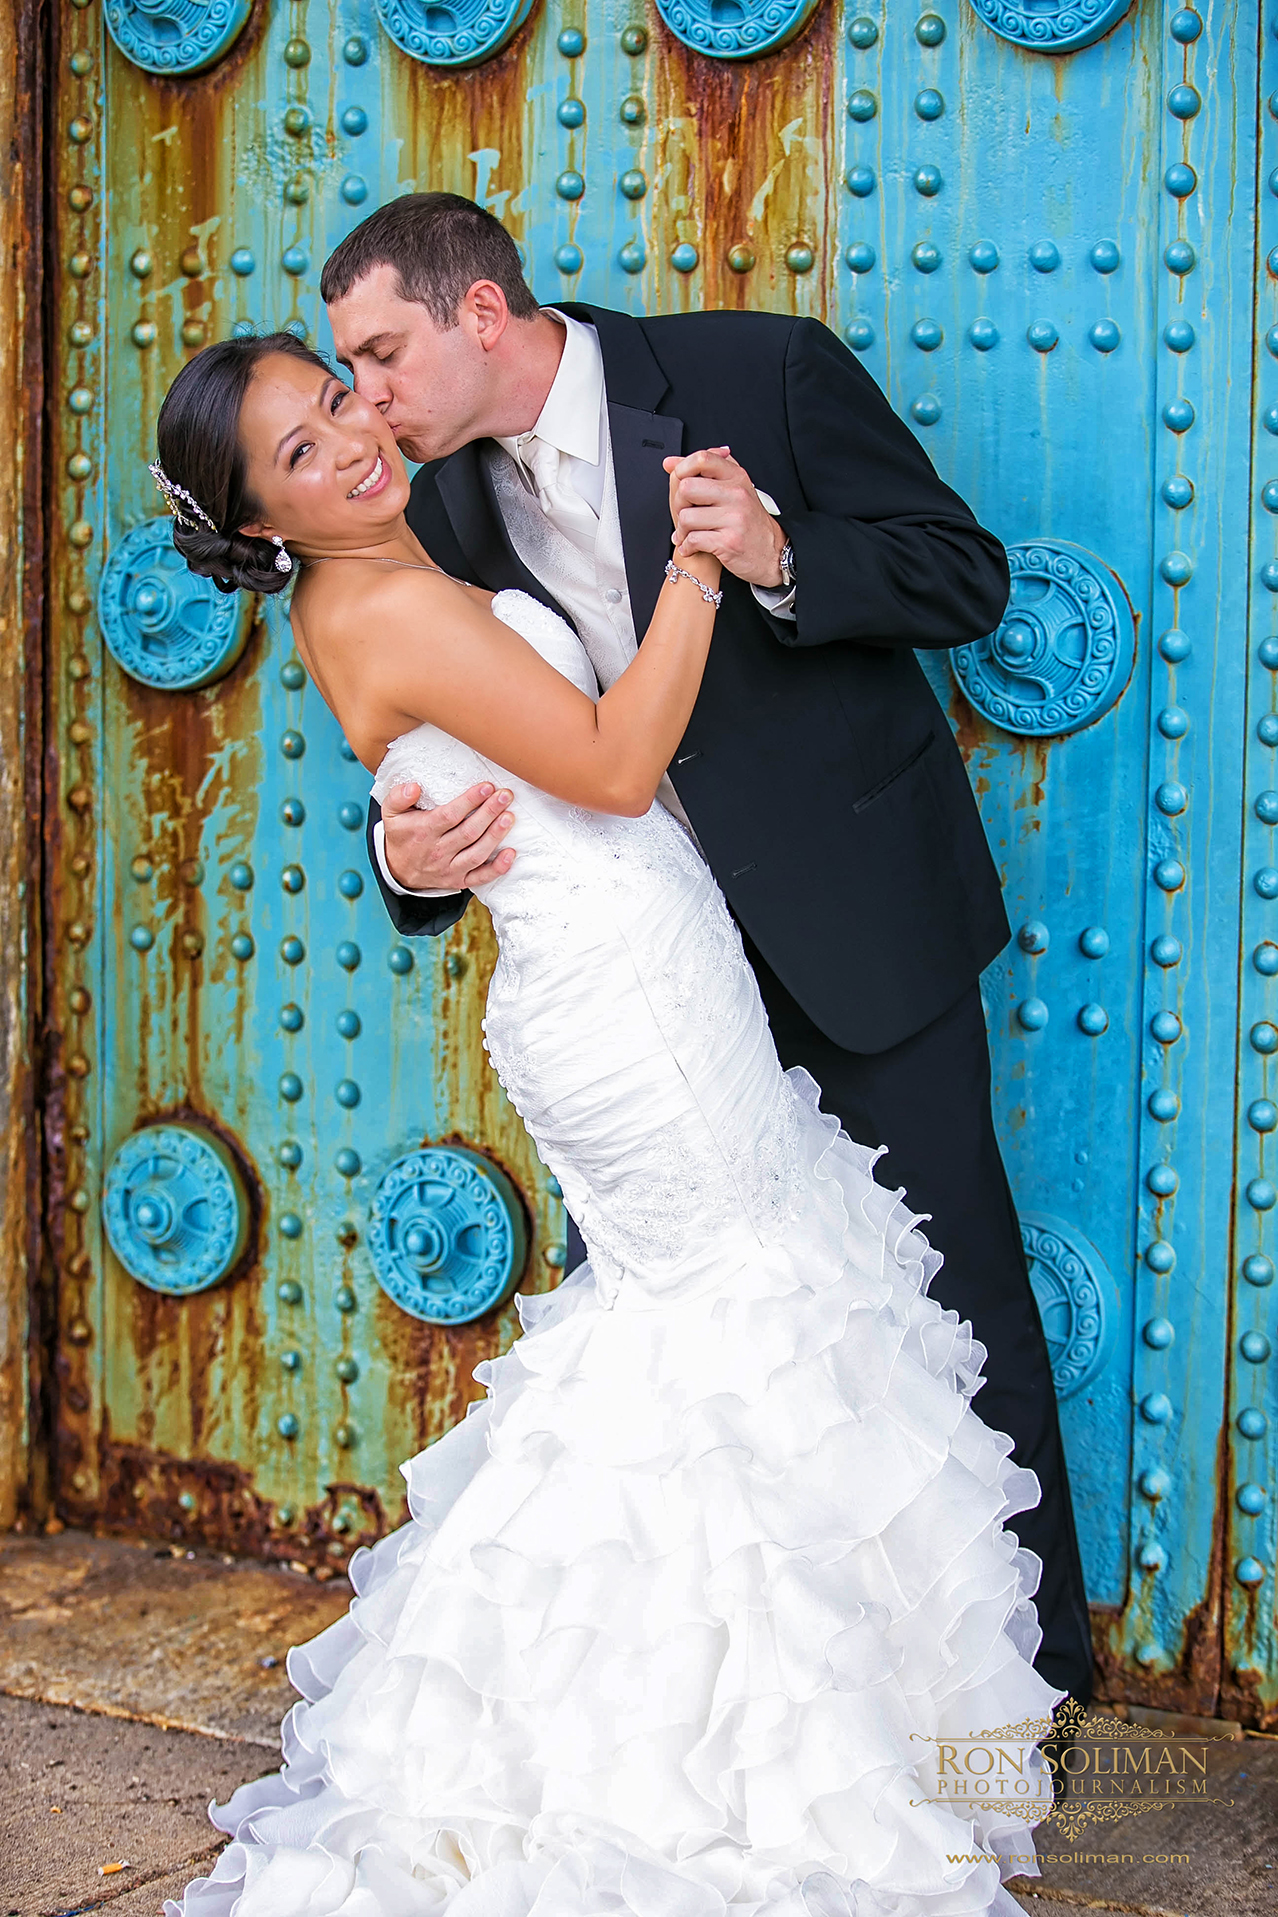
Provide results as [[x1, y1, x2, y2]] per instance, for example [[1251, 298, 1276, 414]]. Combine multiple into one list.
[[167, 1074, 1063, 1917]]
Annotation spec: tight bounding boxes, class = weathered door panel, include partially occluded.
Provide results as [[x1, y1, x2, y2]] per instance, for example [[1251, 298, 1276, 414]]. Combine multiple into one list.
[[43, 0, 1272, 1707]]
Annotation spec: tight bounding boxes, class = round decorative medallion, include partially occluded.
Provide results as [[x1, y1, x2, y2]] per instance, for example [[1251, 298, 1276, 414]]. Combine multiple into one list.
[[375, 0, 536, 66], [99, 518, 252, 691], [103, 0, 252, 75], [949, 539, 1134, 737], [368, 1146, 528, 1323], [1020, 1213, 1114, 1399], [103, 1124, 250, 1295], [965, 0, 1133, 53], [653, 0, 821, 60]]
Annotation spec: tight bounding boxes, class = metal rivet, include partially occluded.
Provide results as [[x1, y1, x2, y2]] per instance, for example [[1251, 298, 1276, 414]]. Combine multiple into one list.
[[229, 860, 254, 890], [1165, 241, 1197, 278], [336, 940, 361, 971], [336, 1078, 361, 1108], [68, 184, 93, 212], [1239, 1406, 1269, 1438], [336, 1284, 357, 1312], [284, 175, 310, 205], [618, 240, 646, 274], [68, 251, 92, 278], [1236, 1556, 1267, 1587], [844, 242, 876, 274], [728, 245, 756, 274], [1248, 1179, 1278, 1213], [1027, 319, 1058, 353], [968, 318, 999, 351], [281, 1349, 301, 1372], [1165, 162, 1197, 198], [915, 11, 946, 43], [334, 1421, 356, 1449], [279, 1072, 304, 1102], [1147, 1163, 1179, 1197], [847, 14, 878, 45], [844, 165, 875, 198], [1167, 83, 1201, 118], [555, 169, 585, 201], [619, 169, 647, 201], [1139, 1467, 1171, 1500], [181, 929, 204, 958], [281, 936, 305, 965], [277, 1412, 299, 1439], [671, 243, 698, 273], [1018, 919, 1050, 955], [388, 945, 414, 975], [914, 88, 944, 120], [341, 175, 368, 206], [278, 1140, 303, 1169], [280, 1004, 304, 1033], [128, 248, 152, 280], [335, 1147, 361, 1177], [544, 1242, 567, 1268], [282, 245, 309, 277], [341, 105, 368, 135], [338, 801, 363, 831], [911, 241, 942, 274], [131, 321, 156, 348], [620, 22, 647, 51], [1078, 1003, 1108, 1036], [278, 1278, 303, 1305], [969, 240, 1000, 274], [129, 925, 154, 952], [1028, 240, 1060, 273], [1238, 1483, 1268, 1516], [1135, 1643, 1163, 1667], [283, 35, 311, 64], [1158, 623, 1191, 660], [620, 94, 645, 125], [911, 318, 943, 351], [230, 932, 254, 961], [557, 95, 585, 127], [67, 1053, 90, 1077], [68, 986, 91, 1014], [68, 520, 93, 548], [230, 247, 255, 276], [910, 395, 941, 426], [68, 320, 93, 348], [1157, 704, 1189, 738], [343, 33, 369, 62], [1079, 925, 1109, 958], [557, 26, 585, 55], [1017, 997, 1049, 1032], [337, 869, 363, 901], [280, 797, 306, 827], [847, 89, 878, 122], [1089, 238, 1121, 274], [1089, 319, 1120, 353], [1151, 1010, 1182, 1044], [1163, 320, 1195, 352], [1256, 867, 1278, 899], [280, 1212, 304, 1240], [786, 242, 815, 274], [1137, 1542, 1166, 1572], [1148, 1089, 1180, 1121], [1163, 398, 1195, 433], [1244, 1256, 1274, 1291], [913, 165, 942, 198], [554, 244, 583, 275], [845, 319, 875, 351], [281, 864, 305, 894], [1140, 1392, 1173, 1424], [1169, 6, 1202, 38], [68, 116, 94, 144], [281, 729, 305, 758], [1154, 858, 1185, 892]]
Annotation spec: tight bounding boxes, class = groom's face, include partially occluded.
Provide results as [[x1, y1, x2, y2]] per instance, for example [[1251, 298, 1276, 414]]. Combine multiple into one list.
[[328, 264, 492, 465]]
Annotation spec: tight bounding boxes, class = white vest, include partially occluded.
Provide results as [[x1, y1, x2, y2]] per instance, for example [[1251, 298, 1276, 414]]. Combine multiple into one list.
[[485, 438, 698, 842]]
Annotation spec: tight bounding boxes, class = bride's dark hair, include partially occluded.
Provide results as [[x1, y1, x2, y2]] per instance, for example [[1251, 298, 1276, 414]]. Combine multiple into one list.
[[154, 331, 331, 596]]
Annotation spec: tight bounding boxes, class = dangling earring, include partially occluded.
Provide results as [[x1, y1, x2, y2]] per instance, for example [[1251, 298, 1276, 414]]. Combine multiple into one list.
[[272, 534, 293, 575]]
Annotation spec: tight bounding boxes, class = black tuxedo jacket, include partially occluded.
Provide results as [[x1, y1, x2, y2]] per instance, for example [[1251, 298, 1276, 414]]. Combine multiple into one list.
[[366, 303, 1011, 1054]]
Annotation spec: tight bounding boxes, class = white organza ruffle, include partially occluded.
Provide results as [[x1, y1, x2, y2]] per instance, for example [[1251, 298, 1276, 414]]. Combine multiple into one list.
[[167, 1073, 1062, 1917]]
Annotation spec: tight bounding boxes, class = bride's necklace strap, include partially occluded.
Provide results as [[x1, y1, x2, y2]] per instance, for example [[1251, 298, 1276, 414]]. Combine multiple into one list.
[[304, 554, 457, 580]]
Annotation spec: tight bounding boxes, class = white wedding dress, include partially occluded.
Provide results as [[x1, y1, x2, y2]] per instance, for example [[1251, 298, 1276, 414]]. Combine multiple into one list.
[[170, 590, 1063, 1917]]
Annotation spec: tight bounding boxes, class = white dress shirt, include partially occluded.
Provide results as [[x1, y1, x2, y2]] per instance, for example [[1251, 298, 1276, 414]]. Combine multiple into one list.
[[375, 310, 792, 898]]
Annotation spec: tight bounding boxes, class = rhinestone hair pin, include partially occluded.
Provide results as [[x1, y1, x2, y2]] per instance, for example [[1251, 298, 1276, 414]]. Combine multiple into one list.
[[148, 458, 218, 534]]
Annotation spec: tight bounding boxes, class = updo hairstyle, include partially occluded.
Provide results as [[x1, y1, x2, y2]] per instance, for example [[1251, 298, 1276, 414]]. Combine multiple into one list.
[[154, 331, 331, 596]]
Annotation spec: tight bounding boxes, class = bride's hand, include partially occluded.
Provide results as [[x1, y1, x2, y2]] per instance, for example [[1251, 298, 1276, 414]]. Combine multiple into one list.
[[664, 449, 728, 583]]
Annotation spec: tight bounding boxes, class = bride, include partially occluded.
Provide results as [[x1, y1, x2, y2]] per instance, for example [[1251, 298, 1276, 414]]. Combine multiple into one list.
[[152, 331, 1062, 1917]]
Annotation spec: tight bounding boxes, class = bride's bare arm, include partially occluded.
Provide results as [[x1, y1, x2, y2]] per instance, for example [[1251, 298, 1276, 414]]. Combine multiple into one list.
[[321, 454, 726, 817]]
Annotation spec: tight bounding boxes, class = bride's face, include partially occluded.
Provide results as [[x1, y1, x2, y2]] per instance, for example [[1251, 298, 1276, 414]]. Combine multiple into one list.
[[236, 352, 411, 554]]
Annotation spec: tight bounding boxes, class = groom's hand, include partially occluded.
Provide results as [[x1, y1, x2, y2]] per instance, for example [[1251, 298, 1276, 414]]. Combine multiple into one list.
[[666, 448, 787, 588], [380, 781, 516, 892]]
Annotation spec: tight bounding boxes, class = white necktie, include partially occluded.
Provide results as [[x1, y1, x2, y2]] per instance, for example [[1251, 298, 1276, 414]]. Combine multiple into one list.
[[518, 435, 599, 560]]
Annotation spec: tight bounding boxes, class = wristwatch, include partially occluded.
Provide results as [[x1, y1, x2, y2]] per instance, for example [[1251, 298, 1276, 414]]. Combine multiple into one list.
[[778, 540, 796, 590]]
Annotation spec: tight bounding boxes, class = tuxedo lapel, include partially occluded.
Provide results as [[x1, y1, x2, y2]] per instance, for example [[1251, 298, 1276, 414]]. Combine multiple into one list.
[[432, 442, 575, 625], [563, 304, 685, 642]]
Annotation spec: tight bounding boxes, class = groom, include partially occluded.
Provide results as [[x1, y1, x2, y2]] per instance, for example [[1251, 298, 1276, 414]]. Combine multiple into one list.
[[321, 192, 1093, 1707]]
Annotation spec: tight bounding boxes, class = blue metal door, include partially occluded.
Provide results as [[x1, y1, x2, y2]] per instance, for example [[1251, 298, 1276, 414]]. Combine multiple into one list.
[[45, 0, 1273, 1713]]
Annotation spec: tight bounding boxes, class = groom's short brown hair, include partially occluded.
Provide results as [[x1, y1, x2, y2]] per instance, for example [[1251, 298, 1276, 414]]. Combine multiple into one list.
[[320, 192, 540, 328]]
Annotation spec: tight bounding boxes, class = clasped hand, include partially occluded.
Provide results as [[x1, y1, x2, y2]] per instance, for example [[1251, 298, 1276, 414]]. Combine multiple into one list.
[[381, 446, 780, 895]]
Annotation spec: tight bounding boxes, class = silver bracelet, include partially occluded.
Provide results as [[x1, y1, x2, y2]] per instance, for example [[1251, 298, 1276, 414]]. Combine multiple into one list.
[[664, 558, 723, 609]]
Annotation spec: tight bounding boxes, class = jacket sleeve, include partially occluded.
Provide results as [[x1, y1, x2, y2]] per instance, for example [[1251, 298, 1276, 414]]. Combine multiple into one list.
[[776, 319, 1011, 652], [365, 796, 471, 940]]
